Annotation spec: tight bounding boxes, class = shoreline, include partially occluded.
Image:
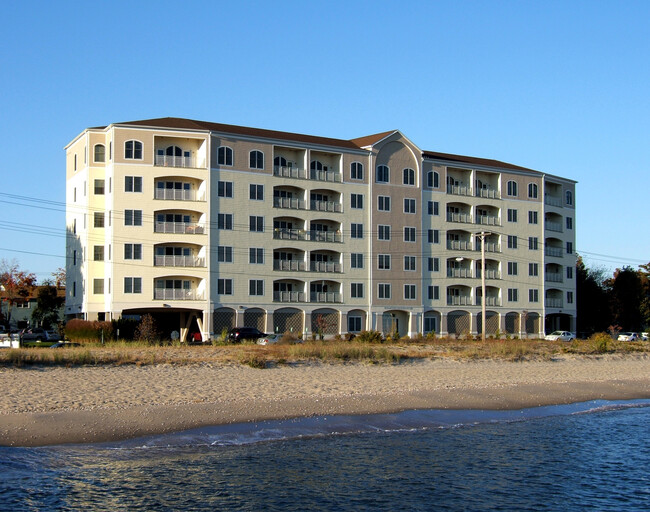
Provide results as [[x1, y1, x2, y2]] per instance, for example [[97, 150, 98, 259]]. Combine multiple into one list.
[[1, 355, 648, 447]]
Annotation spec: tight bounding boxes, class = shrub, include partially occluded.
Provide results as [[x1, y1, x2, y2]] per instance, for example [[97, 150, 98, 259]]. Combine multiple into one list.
[[65, 319, 113, 342], [280, 331, 301, 344], [239, 352, 267, 369], [355, 330, 384, 344], [134, 314, 161, 345], [590, 332, 611, 353]]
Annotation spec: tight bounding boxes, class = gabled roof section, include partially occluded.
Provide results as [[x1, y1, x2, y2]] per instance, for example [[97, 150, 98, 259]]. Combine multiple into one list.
[[422, 150, 540, 174], [349, 130, 397, 148], [113, 117, 363, 150]]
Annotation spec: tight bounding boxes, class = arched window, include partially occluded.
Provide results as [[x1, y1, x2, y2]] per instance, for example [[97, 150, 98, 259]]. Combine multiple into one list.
[[376, 165, 389, 183], [250, 150, 264, 169], [218, 146, 233, 166], [351, 162, 363, 180], [427, 171, 439, 188], [528, 183, 538, 199], [125, 140, 143, 159], [403, 168, 415, 185], [310, 160, 324, 171], [507, 180, 518, 197], [274, 156, 287, 168], [565, 190, 573, 205], [166, 145, 182, 157], [94, 144, 105, 163]]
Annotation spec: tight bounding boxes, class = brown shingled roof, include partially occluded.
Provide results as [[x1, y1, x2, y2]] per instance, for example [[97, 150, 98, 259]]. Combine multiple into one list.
[[349, 130, 397, 148], [422, 150, 539, 173]]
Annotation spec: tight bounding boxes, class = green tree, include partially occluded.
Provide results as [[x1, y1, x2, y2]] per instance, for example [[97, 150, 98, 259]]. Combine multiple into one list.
[[32, 283, 64, 329], [607, 266, 644, 331], [576, 256, 611, 335], [0, 259, 37, 325]]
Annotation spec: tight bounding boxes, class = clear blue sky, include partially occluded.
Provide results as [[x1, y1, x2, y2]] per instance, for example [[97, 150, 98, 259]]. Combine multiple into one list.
[[1, 0, 648, 281]]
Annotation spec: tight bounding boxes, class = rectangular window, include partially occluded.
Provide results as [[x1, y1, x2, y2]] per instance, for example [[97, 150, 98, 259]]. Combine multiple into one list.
[[508, 288, 518, 302], [378, 254, 391, 270], [529, 289, 539, 302], [378, 196, 391, 211], [529, 237, 539, 250], [567, 291, 574, 304], [218, 181, 233, 198], [351, 283, 364, 298], [404, 198, 416, 214], [124, 210, 142, 226], [566, 266, 574, 279], [218, 278, 233, 295], [249, 280, 264, 296], [124, 243, 142, 260], [249, 216, 264, 232], [566, 217, 573, 230], [93, 246, 104, 261], [428, 201, 439, 215], [428, 229, 439, 244], [218, 213, 233, 230], [529, 263, 539, 276], [428, 285, 440, 301], [94, 179, 105, 195], [404, 256, 416, 271], [124, 277, 142, 294], [507, 209, 518, 223], [350, 223, 363, 239], [348, 316, 362, 332], [507, 235, 518, 249], [404, 284, 416, 300], [93, 278, 104, 294], [351, 253, 363, 269], [566, 242, 573, 254], [528, 211, 538, 224], [125, 176, 142, 193], [378, 283, 391, 299], [378, 225, 390, 241], [507, 262, 518, 275], [404, 227, 416, 242], [428, 257, 440, 272], [218, 246, 233, 262], [249, 248, 264, 264], [351, 194, 364, 209], [249, 184, 264, 200], [94, 212, 105, 228]]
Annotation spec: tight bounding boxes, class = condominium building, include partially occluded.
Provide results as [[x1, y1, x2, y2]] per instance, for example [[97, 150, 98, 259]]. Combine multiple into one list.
[[65, 118, 576, 341]]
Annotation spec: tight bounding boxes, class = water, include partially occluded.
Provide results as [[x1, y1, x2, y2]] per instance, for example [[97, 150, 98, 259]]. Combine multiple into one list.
[[1, 400, 649, 511]]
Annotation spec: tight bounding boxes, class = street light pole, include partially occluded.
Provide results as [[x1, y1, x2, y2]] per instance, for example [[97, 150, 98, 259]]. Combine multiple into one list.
[[477, 231, 491, 342]]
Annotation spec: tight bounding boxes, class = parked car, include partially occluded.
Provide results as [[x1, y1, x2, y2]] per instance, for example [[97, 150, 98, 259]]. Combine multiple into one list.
[[227, 327, 267, 343], [20, 328, 61, 343], [544, 331, 575, 342], [617, 332, 639, 342], [257, 333, 303, 345]]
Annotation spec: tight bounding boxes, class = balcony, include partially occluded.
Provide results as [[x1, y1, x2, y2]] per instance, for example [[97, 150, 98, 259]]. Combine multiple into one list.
[[447, 240, 473, 251], [545, 220, 563, 232], [447, 212, 473, 223], [274, 197, 306, 210], [545, 272, 563, 283], [154, 289, 203, 300], [475, 187, 500, 199], [273, 291, 306, 303], [274, 229, 307, 241], [154, 222, 205, 234], [476, 215, 500, 226], [545, 247, 563, 258], [154, 154, 196, 168], [545, 298, 563, 308], [310, 200, 342, 213], [447, 268, 472, 278], [310, 292, 342, 303], [309, 230, 342, 243], [476, 242, 501, 253], [447, 296, 472, 306], [310, 169, 342, 183], [154, 255, 205, 267], [273, 260, 306, 271], [274, 165, 308, 180], [476, 297, 501, 306], [545, 195, 562, 207], [310, 261, 342, 273], [155, 188, 201, 201], [447, 185, 472, 196], [476, 269, 500, 280]]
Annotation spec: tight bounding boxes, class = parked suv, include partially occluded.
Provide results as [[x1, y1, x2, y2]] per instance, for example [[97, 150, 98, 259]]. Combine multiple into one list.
[[20, 328, 61, 343], [227, 327, 266, 343]]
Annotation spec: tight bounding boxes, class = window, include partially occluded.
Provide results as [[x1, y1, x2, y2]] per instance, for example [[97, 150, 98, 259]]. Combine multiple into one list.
[[404, 227, 416, 242], [566, 242, 573, 254], [508, 289, 519, 302], [376, 165, 389, 183], [428, 286, 440, 301], [218, 246, 233, 262], [124, 277, 142, 294], [218, 278, 233, 295], [428, 229, 439, 244], [94, 179, 105, 195], [528, 183, 538, 198], [404, 256, 416, 271], [351, 162, 363, 180], [378, 225, 390, 241], [378, 283, 391, 299], [124, 210, 142, 226], [218, 181, 233, 198], [249, 184, 264, 200], [351, 283, 364, 298], [529, 289, 539, 302], [124, 243, 142, 260], [404, 198, 416, 214], [507, 235, 518, 249], [529, 237, 538, 250], [378, 196, 391, 211], [218, 213, 233, 230], [249, 280, 264, 296], [566, 190, 573, 205], [378, 254, 391, 270], [218, 146, 233, 166], [507, 262, 518, 275], [249, 216, 264, 232], [93, 278, 104, 294], [528, 211, 538, 224], [250, 248, 264, 264], [73, 250, 77, 265], [427, 171, 440, 188], [351, 223, 363, 239], [94, 212, 105, 228], [351, 194, 364, 209], [351, 253, 363, 269], [250, 150, 264, 169], [529, 263, 539, 276], [566, 217, 573, 230], [428, 257, 440, 272], [125, 176, 142, 193], [348, 316, 362, 332], [125, 140, 142, 159], [567, 291, 574, 304], [93, 246, 104, 261], [404, 284, 416, 300], [428, 201, 439, 215], [507, 209, 518, 223], [567, 266, 573, 279], [507, 180, 518, 197], [403, 168, 415, 185], [94, 144, 105, 163]]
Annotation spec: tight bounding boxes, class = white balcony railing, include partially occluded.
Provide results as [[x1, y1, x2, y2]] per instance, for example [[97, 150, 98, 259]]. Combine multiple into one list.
[[476, 269, 500, 279], [476, 188, 500, 199], [545, 195, 562, 207], [154, 255, 205, 267], [310, 261, 342, 273], [545, 247, 564, 258], [309, 230, 342, 243], [476, 297, 501, 306], [447, 268, 472, 278], [154, 155, 196, 168], [476, 215, 500, 226], [447, 296, 472, 306], [476, 243, 501, 253], [274, 165, 307, 179], [545, 273, 564, 283], [273, 260, 306, 271], [155, 188, 200, 201], [273, 291, 306, 302], [447, 240, 473, 251], [310, 169, 342, 183], [154, 222, 204, 234], [310, 200, 342, 213], [545, 221, 563, 232], [273, 229, 307, 241], [154, 289, 203, 300], [447, 185, 472, 196], [310, 292, 342, 303], [545, 298, 563, 308], [273, 197, 306, 210], [447, 212, 473, 223]]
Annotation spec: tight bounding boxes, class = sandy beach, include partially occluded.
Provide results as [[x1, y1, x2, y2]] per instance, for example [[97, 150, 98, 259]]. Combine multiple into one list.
[[1, 354, 648, 447]]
